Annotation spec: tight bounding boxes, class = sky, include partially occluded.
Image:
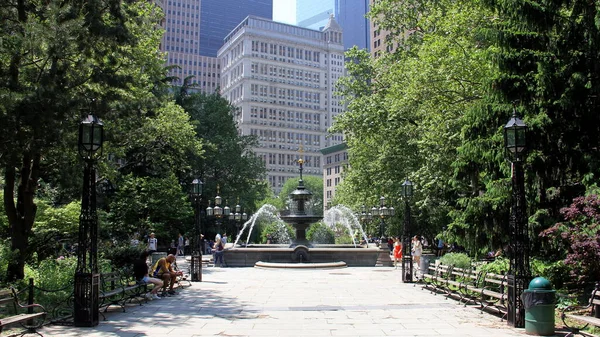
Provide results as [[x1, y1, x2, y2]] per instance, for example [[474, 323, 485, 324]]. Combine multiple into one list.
[[273, 0, 296, 25]]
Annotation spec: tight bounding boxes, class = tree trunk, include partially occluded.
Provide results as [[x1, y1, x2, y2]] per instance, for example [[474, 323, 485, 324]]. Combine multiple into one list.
[[3, 151, 40, 281]]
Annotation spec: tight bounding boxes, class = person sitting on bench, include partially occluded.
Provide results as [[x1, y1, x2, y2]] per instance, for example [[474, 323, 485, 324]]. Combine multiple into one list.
[[151, 254, 182, 296], [133, 250, 164, 300]]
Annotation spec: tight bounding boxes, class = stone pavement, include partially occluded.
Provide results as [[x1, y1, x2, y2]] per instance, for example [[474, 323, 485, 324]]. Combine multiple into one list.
[[40, 257, 528, 337]]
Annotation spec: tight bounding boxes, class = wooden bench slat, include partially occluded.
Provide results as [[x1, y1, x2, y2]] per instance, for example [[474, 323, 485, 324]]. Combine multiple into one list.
[[0, 312, 46, 326], [565, 314, 600, 327]]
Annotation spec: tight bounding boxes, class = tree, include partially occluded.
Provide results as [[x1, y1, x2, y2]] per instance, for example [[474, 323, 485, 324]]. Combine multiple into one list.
[[176, 91, 268, 235], [0, 0, 168, 280], [333, 0, 498, 253]]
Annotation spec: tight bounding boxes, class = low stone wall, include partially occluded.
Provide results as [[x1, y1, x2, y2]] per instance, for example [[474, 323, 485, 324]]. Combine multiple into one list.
[[223, 245, 380, 267]]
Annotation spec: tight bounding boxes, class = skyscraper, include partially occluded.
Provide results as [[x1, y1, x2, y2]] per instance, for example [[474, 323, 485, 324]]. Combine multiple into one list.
[[218, 15, 345, 194], [159, 0, 272, 90], [296, 0, 369, 51]]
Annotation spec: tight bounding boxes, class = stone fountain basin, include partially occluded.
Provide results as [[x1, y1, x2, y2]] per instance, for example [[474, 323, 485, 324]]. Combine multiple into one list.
[[223, 244, 380, 267]]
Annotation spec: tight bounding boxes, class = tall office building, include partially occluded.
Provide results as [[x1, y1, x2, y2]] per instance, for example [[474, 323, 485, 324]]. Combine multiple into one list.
[[218, 15, 346, 194], [159, 0, 272, 90], [369, 0, 398, 58], [296, 0, 369, 51]]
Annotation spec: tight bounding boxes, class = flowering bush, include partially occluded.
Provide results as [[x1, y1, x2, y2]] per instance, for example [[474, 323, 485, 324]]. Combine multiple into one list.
[[540, 194, 600, 283]]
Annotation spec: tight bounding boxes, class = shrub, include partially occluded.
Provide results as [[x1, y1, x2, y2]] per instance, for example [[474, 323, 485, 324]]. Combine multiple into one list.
[[478, 257, 509, 274], [439, 252, 472, 269], [100, 243, 146, 271], [540, 194, 600, 284], [260, 221, 295, 244], [307, 222, 335, 244]]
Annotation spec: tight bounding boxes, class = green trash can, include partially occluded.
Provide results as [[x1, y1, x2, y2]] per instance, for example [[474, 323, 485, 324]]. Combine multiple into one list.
[[522, 277, 556, 336]]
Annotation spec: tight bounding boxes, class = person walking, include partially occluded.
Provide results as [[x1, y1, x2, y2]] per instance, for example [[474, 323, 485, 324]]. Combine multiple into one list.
[[412, 235, 423, 266], [177, 233, 184, 256], [393, 237, 402, 269], [147, 233, 157, 254]]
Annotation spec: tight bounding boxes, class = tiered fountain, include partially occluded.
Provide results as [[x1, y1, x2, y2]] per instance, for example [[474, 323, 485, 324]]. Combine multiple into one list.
[[224, 159, 380, 268]]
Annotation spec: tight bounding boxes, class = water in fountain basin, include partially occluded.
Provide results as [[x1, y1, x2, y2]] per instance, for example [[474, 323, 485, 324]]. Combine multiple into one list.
[[323, 205, 369, 247], [233, 204, 291, 246]]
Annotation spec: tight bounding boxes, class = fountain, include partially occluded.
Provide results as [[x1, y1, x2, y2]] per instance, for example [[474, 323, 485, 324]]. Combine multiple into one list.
[[224, 158, 381, 268]]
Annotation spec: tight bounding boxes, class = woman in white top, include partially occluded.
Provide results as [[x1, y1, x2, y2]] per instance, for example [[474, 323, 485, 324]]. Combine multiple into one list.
[[411, 235, 423, 265]]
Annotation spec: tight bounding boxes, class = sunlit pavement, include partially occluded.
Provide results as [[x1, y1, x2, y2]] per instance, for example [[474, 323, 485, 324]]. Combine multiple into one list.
[[40, 256, 526, 337]]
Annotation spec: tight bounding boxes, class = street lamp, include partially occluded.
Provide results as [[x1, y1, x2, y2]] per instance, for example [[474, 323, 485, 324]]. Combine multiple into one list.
[[358, 204, 373, 240], [401, 179, 414, 283], [74, 114, 104, 327], [504, 109, 530, 328], [189, 178, 203, 282], [373, 196, 394, 245], [206, 185, 230, 236], [229, 198, 249, 237]]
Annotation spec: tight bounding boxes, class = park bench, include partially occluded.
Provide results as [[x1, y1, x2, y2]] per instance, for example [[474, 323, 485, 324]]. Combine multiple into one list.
[[561, 282, 600, 337], [0, 287, 46, 336], [421, 264, 454, 295], [99, 271, 148, 317], [462, 271, 508, 318]]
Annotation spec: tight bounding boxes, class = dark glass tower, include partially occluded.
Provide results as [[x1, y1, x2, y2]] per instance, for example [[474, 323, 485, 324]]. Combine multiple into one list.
[[296, 0, 369, 51], [200, 0, 272, 57]]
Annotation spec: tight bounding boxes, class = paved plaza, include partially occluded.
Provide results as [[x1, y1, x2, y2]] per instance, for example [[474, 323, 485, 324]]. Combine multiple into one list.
[[40, 258, 530, 337]]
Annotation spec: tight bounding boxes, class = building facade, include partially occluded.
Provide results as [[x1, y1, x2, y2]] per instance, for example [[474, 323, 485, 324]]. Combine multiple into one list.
[[369, 0, 399, 58], [320, 143, 348, 213], [159, 0, 272, 90], [296, 0, 370, 51], [218, 15, 345, 194]]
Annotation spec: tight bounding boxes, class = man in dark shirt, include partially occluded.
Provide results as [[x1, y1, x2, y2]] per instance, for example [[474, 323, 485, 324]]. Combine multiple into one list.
[[133, 251, 164, 300]]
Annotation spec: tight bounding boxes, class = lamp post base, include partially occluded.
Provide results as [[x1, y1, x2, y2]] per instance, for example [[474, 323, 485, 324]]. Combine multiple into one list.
[[74, 272, 99, 327], [190, 254, 202, 282], [376, 245, 393, 267]]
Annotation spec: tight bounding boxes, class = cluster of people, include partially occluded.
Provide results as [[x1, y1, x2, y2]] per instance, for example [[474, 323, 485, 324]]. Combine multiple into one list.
[[133, 251, 183, 300], [391, 235, 424, 269]]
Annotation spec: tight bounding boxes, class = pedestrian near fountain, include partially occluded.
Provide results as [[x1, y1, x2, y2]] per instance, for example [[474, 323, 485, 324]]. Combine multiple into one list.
[[412, 235, 423, 266], [213, 236, 225, 267], [393, 237, 402, 269]]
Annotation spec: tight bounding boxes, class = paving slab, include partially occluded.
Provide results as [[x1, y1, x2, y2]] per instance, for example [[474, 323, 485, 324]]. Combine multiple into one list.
[[39, 258, 529, 337]]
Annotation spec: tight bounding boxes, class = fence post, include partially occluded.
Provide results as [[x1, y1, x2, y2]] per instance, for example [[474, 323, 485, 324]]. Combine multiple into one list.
[[28, 278, 34, 313]]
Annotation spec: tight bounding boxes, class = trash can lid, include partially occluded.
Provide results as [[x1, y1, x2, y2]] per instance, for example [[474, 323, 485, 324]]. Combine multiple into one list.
[[528, 277, 552, 290]]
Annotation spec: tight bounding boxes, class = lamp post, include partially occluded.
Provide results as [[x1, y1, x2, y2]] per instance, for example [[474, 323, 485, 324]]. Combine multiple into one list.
[[189, 178, 203, 282], [372, 196, 395, 267], [358, 205, 373, 241], [206, 185, 230, 236], [401, 179, 414, 283], [229, 198, 248, 237], [371, 196, 394, 245], [74, 114, 104, 327], [504, 109, 530, 328]]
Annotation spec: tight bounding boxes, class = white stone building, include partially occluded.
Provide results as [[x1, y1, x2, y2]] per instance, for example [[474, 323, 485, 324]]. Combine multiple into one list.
[[218, 15, 345, 194]]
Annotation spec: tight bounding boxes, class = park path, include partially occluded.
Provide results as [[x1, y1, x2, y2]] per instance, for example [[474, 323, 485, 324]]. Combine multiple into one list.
[[40, 258, 528, 337]]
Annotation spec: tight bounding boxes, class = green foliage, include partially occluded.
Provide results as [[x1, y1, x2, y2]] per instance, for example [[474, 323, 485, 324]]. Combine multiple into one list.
[[100, 244, 146, 271], [439, 253, 472, 269], [530, 258, 571, 290], [259, 222, 295, 244], [478, 257, 509, 274], [307, 222, 335, 244], [107, 173, 193, 242]]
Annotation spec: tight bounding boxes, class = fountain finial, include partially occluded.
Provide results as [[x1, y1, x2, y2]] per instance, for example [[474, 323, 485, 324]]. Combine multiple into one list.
[[297, 145, 305, 183]]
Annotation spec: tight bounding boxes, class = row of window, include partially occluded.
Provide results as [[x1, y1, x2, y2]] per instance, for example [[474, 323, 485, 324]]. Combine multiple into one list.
[[249, 106, 321, 124], [251, 41, 322, 63], [250, 129, 321, 147]]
